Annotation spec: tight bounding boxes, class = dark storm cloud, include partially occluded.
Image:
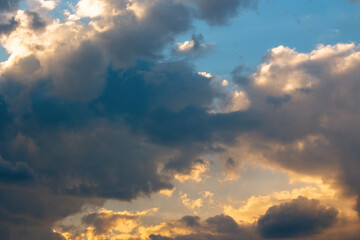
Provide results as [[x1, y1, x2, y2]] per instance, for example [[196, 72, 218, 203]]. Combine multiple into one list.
[[257, 197, 338, 239], [191, 0, 258, 25]]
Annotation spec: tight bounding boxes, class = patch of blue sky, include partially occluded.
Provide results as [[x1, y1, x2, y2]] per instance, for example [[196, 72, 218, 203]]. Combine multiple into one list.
[[183, 0, 360, 78]]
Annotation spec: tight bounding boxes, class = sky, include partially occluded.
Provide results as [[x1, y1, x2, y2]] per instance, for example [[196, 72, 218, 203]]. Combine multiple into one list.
[[1, 0, 360, 239]]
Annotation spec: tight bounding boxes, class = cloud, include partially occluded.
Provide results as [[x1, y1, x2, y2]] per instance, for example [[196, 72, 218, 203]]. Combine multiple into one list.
[[81, 208, 158, 236], [174, 34, 214, 57], [0, 15, 18, 35], [0, 185, 96, 240], [0, 0, 20, 12], [23, 10, 47, 30], [56, 212, 258, 240], [190, 0, 258, 25], [222, 43, 360, 220], [0, 156, 35, 183], [1, 0, 360, 239], [257, 196, 338, 239], [147, 214, 259, 240]]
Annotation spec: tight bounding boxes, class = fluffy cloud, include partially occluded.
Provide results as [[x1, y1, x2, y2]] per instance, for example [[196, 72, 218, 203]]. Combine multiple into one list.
[[1, 0, 360, 239], [0, 1, 259, 238], [226, 43, 360, 219]]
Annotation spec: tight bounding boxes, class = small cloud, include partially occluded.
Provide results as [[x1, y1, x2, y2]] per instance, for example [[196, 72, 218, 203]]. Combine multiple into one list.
[[198, 71, 213, 78], [180, 192, 204, 214], [174, 159, 210, 183], [37, 0, 57, 10], [175, 34, 215, 57], [159, 188, 176, 197]]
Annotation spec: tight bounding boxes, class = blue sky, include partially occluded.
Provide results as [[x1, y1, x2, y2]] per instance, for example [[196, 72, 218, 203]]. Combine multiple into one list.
[[185, 0, 360, 76]]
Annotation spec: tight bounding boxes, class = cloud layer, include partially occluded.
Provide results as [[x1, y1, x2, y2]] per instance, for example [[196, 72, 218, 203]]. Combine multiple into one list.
[[1, 0, 360, 239]]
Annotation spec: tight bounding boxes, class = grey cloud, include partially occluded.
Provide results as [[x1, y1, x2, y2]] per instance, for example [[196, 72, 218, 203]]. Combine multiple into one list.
[[150, 235, 173, 240], [0, 157, 35, 183], [150, 214, 259, 240], [97, 1, 192, 67], [24, 11, 46, 30], [82, 211, 138, 235], [0, 0, 20, 12], [191, 0, 257, 25], [180, 215, 201, 227], [7, 1, 360, 239], [0, 16, 17, 35], [232, 64, 252, 86], [257, 196, 338, 239], [0, 0, 263, 239], [48, 40, 107, 101], [0, 185, 96, 240]]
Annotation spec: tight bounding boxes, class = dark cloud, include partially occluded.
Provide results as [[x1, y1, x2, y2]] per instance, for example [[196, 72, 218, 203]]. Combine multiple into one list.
[[180, 215, 201, 227], [0, 185, 96, 240], [0, 16, 17, 35], [191, 0, 257, 25], [150, 235, 173, 240], [97, 1, 192, 67], [257, 196, 338, 239], [0, 0, 20, 12], [0, 157, 35, 183], [232, 64, 252, 86], [150, 214, 258, 240], [265, 94, 291, 107], [24, 11, 47, 30]]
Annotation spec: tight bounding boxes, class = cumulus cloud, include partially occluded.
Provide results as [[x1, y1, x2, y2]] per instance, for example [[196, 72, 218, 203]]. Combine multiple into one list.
[[257, 196, 338, 239], [222, 43, 360, 221], [1, 0, 360, 239], [0, 1, 261, 238]]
